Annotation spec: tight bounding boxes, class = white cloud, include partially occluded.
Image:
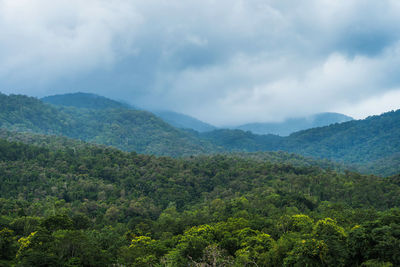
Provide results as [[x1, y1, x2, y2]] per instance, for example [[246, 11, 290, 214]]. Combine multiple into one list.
[[153, 43, 400, 126], [338, 89, 400, 119], [0, 0, 141, 85]]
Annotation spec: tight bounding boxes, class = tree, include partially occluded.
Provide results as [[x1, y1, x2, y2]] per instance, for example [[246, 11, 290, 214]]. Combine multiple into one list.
[[312, 218, 348, 266], [0, 228, 17, 260]]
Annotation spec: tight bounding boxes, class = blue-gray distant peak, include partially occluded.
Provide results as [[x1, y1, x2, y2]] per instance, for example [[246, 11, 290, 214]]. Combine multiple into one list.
[[42, 92, 216, 132], [235, 112, 353, 136], [153, 110, 216, 133], [41, 92, 133, 110]]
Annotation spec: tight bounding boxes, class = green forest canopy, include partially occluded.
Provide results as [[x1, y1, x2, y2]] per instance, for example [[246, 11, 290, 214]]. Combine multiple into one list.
[[0, 137, 399, 266]]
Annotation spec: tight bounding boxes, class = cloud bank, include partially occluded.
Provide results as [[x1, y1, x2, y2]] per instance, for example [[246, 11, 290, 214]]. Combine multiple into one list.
[[1, 0, 400, 125]]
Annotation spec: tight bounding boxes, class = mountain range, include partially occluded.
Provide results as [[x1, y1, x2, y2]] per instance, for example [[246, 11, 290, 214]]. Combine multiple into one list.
[[1, 93, 215, 156], [42, 92, 352, 136], [152, 110, 217, 132], [42, 92, 132, 110], [0, 92, 399, 175]]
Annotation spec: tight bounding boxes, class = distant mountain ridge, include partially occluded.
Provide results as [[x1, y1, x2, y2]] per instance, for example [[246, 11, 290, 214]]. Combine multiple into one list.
[[42, 93, 352, 136], [41, 92, 132, 110], [0, 93, 217, 156], [43, 93, 216, 133], [1, 92, 400, 175], [153, 110, 216, 132], [235, 112, 353, 136], [285, 110, 400, 164], [202, 110, 400, 175]]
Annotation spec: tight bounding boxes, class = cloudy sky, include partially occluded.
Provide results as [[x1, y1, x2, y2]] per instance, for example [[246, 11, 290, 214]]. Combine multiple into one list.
[[1, 0, 400, 126]]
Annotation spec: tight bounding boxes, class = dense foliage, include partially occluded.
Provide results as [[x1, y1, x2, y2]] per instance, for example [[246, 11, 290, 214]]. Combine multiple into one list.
[[0, 137, 400, 266]]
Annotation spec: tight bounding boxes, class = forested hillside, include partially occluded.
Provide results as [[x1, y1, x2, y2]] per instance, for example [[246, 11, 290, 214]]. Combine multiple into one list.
[[199, 111, 400, 175], [283, 110, 400, 174], [41, 92, 132, 110], [0, 137, 399, 266], [43, 93, 216, 132], [0, 93, 217, 156]]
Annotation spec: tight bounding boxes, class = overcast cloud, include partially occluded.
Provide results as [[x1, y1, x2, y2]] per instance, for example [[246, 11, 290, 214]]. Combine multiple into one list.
[[1, 0, 400, 126]]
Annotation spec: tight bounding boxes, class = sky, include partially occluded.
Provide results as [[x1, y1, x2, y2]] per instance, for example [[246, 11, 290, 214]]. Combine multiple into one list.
[[1, 0, 400, 126]]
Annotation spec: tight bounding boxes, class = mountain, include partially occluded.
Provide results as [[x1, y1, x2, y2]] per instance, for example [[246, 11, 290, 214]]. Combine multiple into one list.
[[41, 92, 132, 110], [0, 93, 217, 156], [43, 93, 216, 132], [235, 112, 353, 136], [283, 110, 400, 171], [1, 136, 400, 266], [153, 110, 216, 132], [202, 110, 400, 175]]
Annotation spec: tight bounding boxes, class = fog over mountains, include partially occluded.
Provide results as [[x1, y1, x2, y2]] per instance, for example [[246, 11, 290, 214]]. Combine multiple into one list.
[[0, 92, 396, 176], [234, 113, 353, 136], [43, 93, 353, 136]]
